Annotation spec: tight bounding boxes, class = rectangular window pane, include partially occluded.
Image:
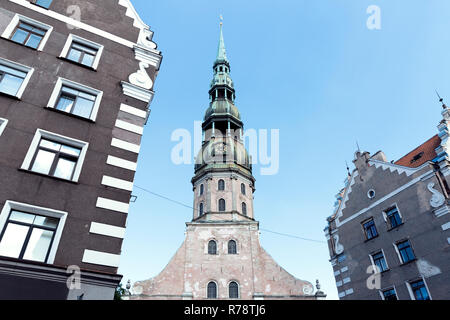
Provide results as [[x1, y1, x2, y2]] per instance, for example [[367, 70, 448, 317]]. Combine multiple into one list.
[[40, 139, 61, 151], [72, 96, 94, 118], [11, 29, 28, 44], [0, 74, 24, 96], [9, 210, 35, 224], [81, 54, 95, 67], [0, 223, 29, 258], [67, 48, 82, 63], [23, 228, 54, 262], [35, 0, 53, 9], [53, 158, 76, 180], [56, 95, 75, 113], [0, 65, 27, 78], [60, 145, 81, 157], [31, 149, 55, 175], [34, 216, 59, 229], [25, 34, 43, 49]]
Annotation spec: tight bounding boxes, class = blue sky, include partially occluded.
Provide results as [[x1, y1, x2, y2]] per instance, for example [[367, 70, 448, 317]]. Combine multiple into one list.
[[119, 0, 450, 300]]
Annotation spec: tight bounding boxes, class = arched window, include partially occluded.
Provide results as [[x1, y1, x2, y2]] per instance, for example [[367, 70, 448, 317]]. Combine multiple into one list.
[[242, 202, 247, 216], [218, 179, 225, 191], [228, 240, 237, 254], [200, 184, 204, 195], [208, 240, 217, 255], [229, 281, 239, 299], [219, 199, 226, 212], [241, 183, 246, 195], [207, 281, 217, 299], [199, 203, 204, 216]]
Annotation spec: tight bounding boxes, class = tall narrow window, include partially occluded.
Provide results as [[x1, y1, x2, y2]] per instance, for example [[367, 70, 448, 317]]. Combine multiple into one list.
[[409, 280, 430, 300], [363, 218, 378, 240], [0, 210, 59, 263], [242, 202, 247, 216], [199, 203, 204, 217], [218, 179, 225, 191], [219, 199, 226, 212], [207, 282, 217, 299], [200, 184, 204, 196], [396, 240, 415, 264], [371, 251, 388, 272], [10, 22, 46, 49], [229, 282, 239, 299], [241, 183, 246, 195], [385, 206, 402, 229], [228, 240, 237, 254], [208, 240, 217, 255]]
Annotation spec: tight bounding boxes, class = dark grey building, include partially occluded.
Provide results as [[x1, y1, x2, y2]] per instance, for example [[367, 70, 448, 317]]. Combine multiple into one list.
[[0, 0, 161, 299], [325, 104, 450, 300]]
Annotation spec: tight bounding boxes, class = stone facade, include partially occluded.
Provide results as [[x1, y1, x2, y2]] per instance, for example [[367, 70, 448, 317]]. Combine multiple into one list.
[[130, 24, 324, 300], [325, 106, 450, 300], [0, 0, 161, 299]]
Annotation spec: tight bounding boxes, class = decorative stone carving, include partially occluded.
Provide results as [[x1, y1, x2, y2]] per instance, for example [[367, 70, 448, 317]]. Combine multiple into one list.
[[333, 234, 344, 255], [129, 62, 153, 90], [428, 183, 445, 208]]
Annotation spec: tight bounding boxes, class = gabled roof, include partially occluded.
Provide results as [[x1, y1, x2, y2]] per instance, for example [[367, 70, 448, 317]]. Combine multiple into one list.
[[394, 135, 441, 168]]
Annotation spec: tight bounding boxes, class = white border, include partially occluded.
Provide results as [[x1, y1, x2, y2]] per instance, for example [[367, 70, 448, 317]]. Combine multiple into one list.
[[120, 103, 147, 118], [96, 197, 129, 214], [0, 200, 67, 264], [0, 57, 34, 99], [206, 280, 218, 299], [111, 138, 140, 154], [106, 155, 137, 171], [21, 129, 89, 183], [47, 77, 103, 121], [1, 13, 53, 51], [369, 249, 389, 272], [101, 175, 134, 192], [0, 118, 8, 136], [379, 286, 398, 300], [59, 34, 104, 70]]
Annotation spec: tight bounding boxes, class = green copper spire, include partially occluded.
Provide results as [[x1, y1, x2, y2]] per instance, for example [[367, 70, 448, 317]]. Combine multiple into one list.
[[216, 19, 228, 63]]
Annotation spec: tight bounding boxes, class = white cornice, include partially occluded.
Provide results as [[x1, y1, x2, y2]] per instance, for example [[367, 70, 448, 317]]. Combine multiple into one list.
[[121, 81, 155, 103]]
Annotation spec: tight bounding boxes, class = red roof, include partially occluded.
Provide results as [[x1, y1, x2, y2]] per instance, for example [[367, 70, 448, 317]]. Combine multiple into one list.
[[395, 135, 441, 168]]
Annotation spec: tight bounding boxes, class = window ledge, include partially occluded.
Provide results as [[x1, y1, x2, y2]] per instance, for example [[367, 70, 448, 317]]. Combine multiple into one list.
[[18, 168, 79, 184], [364, 234, 379, 243], [400, 259, 417, 266], [0, 91, 20, 100], [57, 56, 97, 72], [44, 106, 95, 123], [387, 223, 404, 232], [1, 37, 39, 51]]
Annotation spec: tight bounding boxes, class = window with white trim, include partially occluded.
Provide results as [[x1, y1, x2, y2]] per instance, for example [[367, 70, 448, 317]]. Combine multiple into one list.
[[229, 281, 239, 299], [370, 251, 389, 272], [207, 281, 217, 299], [30, 0, 53, 9], [47, 78, 103, 121], [407, 279, 431, 300], [1, 14, 53, 51], [21, 129, 89, 183], [60, 34, 104, 70], [381, 287, 398, 300], [0, 58, 34, 98], [0, 201, 67, 264], [0, 118, 8, 136]]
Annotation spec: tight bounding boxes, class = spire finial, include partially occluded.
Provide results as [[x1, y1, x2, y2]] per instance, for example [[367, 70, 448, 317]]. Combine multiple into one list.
[[436, 90, 447, 110], [220, 14, 223, 26], [215, 15, 228, 63]]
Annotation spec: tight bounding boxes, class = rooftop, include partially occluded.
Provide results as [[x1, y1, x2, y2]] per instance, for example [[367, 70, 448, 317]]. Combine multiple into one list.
[[394, 134, 441, 168]]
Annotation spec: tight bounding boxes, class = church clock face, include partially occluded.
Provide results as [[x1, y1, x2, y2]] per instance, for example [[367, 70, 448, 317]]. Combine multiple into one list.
[[213, 142, 227, 154], [302, 284, 314, 295]]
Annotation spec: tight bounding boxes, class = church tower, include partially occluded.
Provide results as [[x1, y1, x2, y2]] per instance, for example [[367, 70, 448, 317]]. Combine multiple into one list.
[[130, 23, 325, 300]]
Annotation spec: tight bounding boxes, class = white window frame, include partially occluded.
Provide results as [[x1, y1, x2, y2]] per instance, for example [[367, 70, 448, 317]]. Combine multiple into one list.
[[59, 34, 104, 70], [1, 13, 53, 51], [393, 239, 415, 264], [379, 286, 398, 300], [369, 249, 390, 272], [0, 118, 8, 136], [406, 276, 432, 300], [0, 57, 34, 99], [382, 203, 403, 226], [20, 129, 89, 183], [0, 200, 67, 264], [47, 77, 103, 121]]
